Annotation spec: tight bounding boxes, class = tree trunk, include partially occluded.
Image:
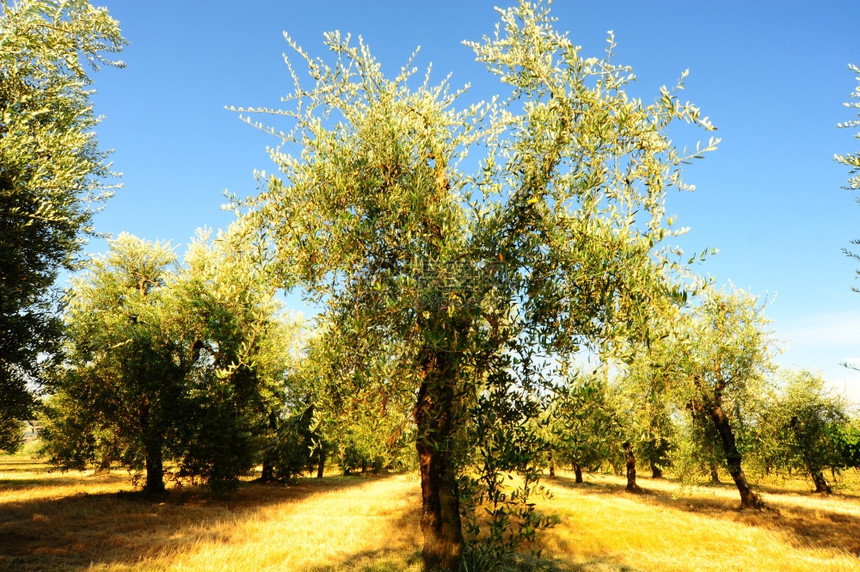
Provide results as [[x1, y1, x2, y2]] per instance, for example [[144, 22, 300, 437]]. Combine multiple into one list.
[[316, 446, 326, 479], [623, 442, 642, 493], [809, 467, 831, 494], [94, 454, 113, 475], [708, 404, 761, 509], [260, 412, 278, 483], [548, 451, 555, 479], [144, 445, 165, 495], [573, 462, 583, 483], [650, 461, 663, 480], [260, 459, 274, 483], [140, 396, 165, 495], [414, 369, 463, 570], [709, 463, 721, 484]]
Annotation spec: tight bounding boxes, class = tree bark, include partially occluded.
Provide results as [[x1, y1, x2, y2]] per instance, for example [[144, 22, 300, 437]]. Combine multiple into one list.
[[548, 451, 555, 479], [650, 461, 663, 480], [623, 442, 642, 493], [140, 395, 165, 495], [414, 365, 463, 570], [316, 446, 326, 479], [707, 404, 761, 509], [809, 467, 831, 494], [144, 445, 165, 495], [709, 463, 721, 484], [573, 462, 583, 483], [260, 459, 274, 483]]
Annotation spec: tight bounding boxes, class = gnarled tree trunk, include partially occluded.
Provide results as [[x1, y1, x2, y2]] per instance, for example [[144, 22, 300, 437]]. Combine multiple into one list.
[[623, 441, 642, 493], [709, 462, 721, 484], [707, 404, 761, 509], [144, 445, 165, 495], [260, 412, 278, 483], [414, 362, 463, 570], [809, 467, 831, 494], [573, 462, 583, 483]]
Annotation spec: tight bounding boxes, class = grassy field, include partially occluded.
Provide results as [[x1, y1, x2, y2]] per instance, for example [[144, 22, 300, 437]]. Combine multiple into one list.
[[2, 453, 859, 571]]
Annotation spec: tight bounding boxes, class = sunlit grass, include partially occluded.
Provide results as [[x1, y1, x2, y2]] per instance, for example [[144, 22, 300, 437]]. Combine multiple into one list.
[[2, 453, 859, 571], [0, 453, 424, 571], [536, 471, 860, 571]]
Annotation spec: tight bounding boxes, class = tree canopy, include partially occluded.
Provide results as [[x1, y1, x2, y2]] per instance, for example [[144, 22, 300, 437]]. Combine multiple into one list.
[[235, 1, 717, 566], [41, 229, 301, 493], [0, 0, 126, 437], [652, 287, 774, 508]]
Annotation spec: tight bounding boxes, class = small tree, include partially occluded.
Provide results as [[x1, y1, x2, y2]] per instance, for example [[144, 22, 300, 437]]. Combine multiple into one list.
[[548, 373, 622, 484], [42, 234, 182, 494], [168, 228, 301, 490], [759, 369, 852, 493], [0, 417, 26, 453], [0, 0, 125, 441], [678, 288, 774, 508], [836, 418, 860, 470], [43, 229, 297, 493], [296, 324, 417, 478], [621, 353, 679, 480]]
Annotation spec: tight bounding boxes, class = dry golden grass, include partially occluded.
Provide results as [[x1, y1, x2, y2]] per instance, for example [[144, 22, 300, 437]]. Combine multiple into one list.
[[0, 455, 424, 571], [535, 471, 860, 572], [2, 453, 859, 571]]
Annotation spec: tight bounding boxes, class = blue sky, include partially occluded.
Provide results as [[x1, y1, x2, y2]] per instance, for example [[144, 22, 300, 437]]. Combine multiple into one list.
[[85, 1, 859, 400]]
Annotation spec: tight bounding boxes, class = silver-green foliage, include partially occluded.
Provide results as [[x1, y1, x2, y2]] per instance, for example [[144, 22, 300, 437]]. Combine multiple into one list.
[[664, 287, 774, 506], [0, 0, 125, 430], [838, 64, 860, 289], [234, 1, 717, 564], [754, 369, 854, 493], [42, 229, 301, 492], [836, 63, 860, 191]]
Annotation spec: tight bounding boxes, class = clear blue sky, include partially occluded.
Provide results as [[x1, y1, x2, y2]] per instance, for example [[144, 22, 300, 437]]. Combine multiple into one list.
[[85, 1, 859, 400]]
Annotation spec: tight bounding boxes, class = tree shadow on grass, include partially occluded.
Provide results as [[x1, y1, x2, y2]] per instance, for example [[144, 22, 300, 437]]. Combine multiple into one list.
[[547, 474, 658, 497], [547, 474, 860, 558], [315, 542, 424, 571], [0, 472, 380, 572], [322, 535, 647, 572]]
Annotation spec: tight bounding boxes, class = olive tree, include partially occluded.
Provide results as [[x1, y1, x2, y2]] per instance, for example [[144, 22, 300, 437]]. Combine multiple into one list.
[[675, 287, 775, 508], [235, 2, 715, 567], [547, 373, 622, 484], [266, 323, 415, 482], [621, 350, 680, 481], [837, 418, 860, 470], [42, 229, 298, 493], [167, 227, 301, 490], [0, 0, 125, 435], [41, 234, 182, 494], [757, 369, 853, 493]]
